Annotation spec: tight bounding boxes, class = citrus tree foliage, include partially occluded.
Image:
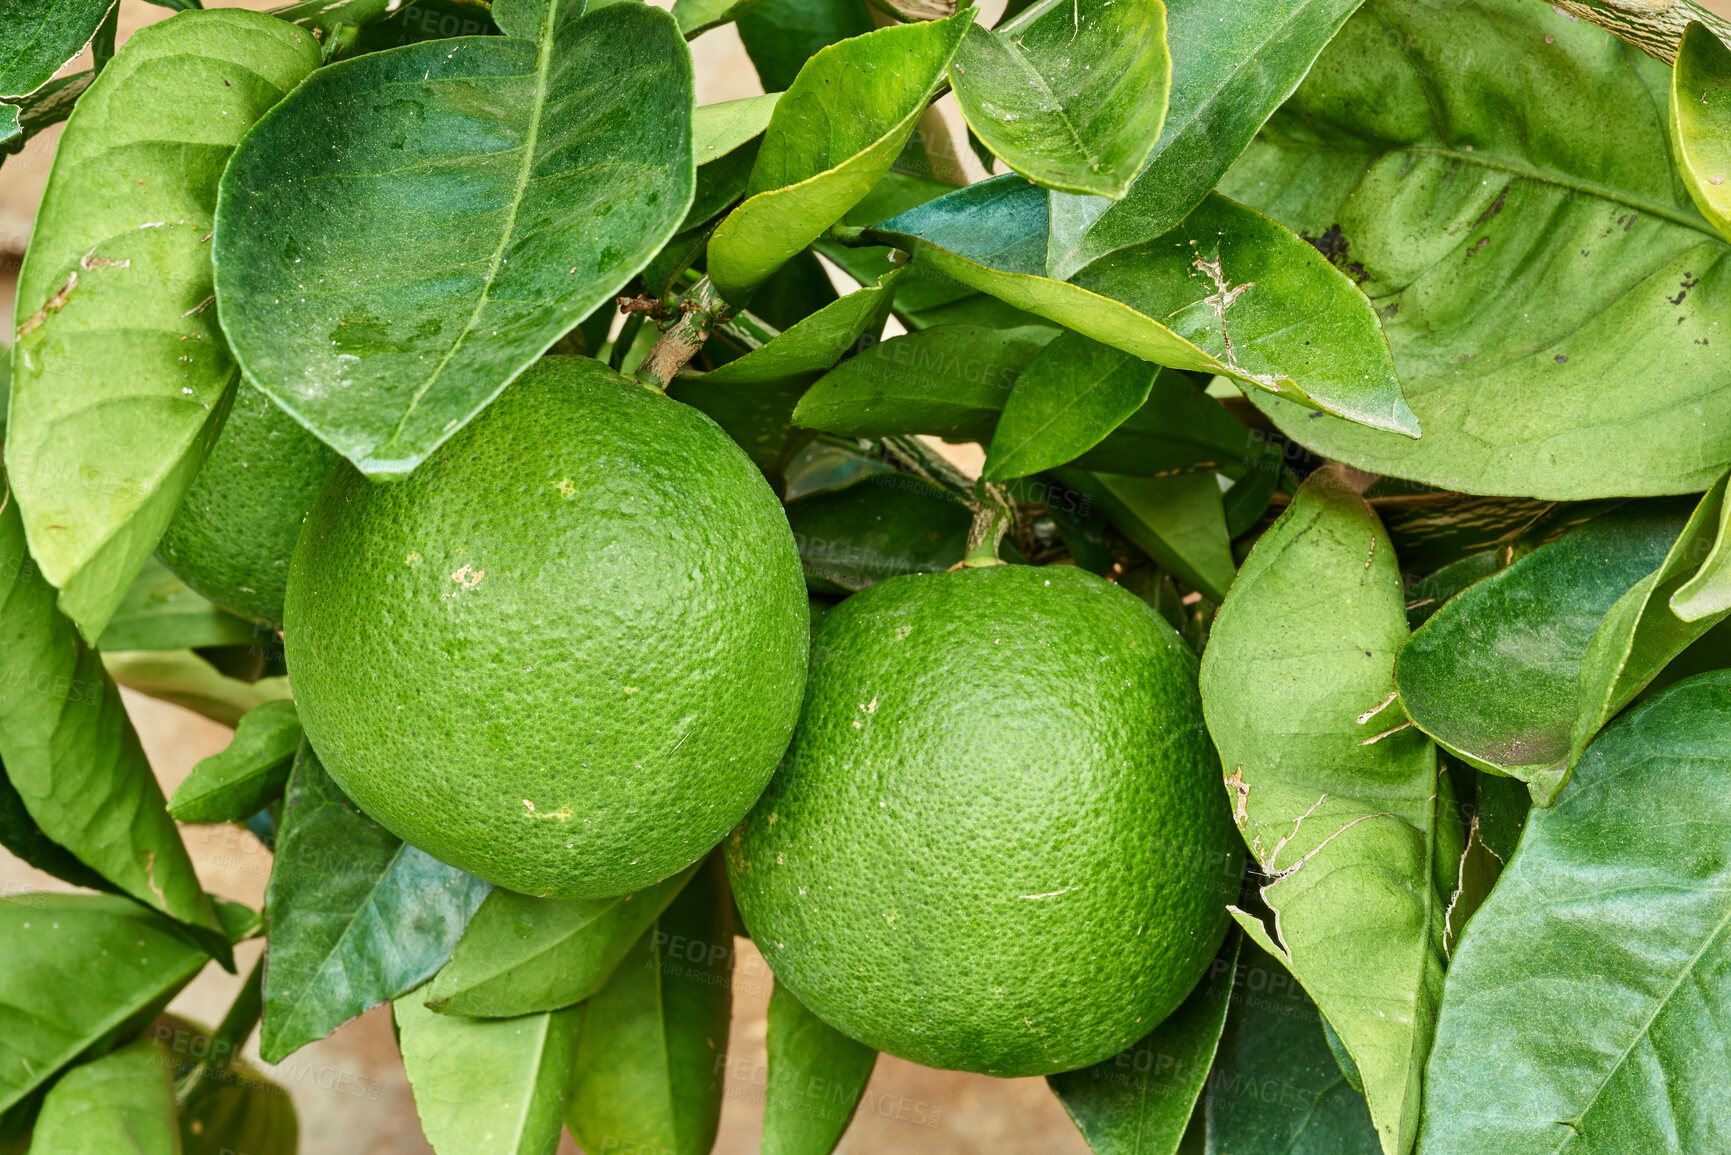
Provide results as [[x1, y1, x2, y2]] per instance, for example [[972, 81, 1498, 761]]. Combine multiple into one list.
[[5, 1, 1731, 1153]]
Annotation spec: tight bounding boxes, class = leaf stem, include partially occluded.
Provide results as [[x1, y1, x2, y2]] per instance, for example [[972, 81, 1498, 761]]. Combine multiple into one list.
[[961, 480, 1013, 567], [635, 276, 730, 392]]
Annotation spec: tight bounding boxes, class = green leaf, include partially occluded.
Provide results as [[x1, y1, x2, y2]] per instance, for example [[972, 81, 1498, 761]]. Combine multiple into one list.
[[396, 993, 580, 1155], [0, 0, 115, 104], [565, 854, 733, 1155], [214, 1, 696, 477], [94, 559, 258, 653], [26, 1036, 178, 1155], [707, 13, 971, 302], [6, 10, 319, 641], [1044, 0, 1368, 280], [950, 0, 1169, 199], [983, 331, 1158, 482], [1048, 931, 1238, 1155], [1420, 670, 1731, 1153], [668, 271, 900, 477], [426, 862, 699, 1018], [1198, 466, 1443, 1155], [1672, 21, 1731, 243], [785, 472, 972, 592], [100, 649, 291, 729], [762, 979, 876, 1155], [674, 0, 764, 38], [0, 494, 225, 951], [0, 893, 209, 1114], [1057, 469, 1234, 602], [0, 758, 112, 893], [695, 93, 781, 166], [736, 0, 874, 93], [1673, 473, 1731, 620], [1203, 940, 1380, 1155], [867, 179, 1416, 437], [260, 741, 491, 1062], [179, 1063, 297, 1155], [167, 700, 301, 826], [1394, 499, 1696, 804], [1223, 0, 1731, 498]]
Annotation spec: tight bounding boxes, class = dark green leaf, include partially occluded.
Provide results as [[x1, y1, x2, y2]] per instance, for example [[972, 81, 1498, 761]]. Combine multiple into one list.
[[0, 494, 225, 950], [736, 0, 874, 93], [1049, 931, 1238, 1155], [167, 699, 301, 826], [426, 862, 699, 1018], [1223, 0, 1731, 498], [0, 0, 115, 107], [179, 1063, 298, 1155], [260, 742, 490, 1062], [1394, 498, 1695, 803], [396, 992, 580, 1155], [983, 331, 1158, 482], [350, 0, 502, 54], [868, 179, 1416, 436], [1072, 375, 1263, 482], [214, 1, 695, 476], [1057, 469, 1234, 601], [1421, 671, 1731, 1153], [1377, 494, 1549, 578], [762, 979, 876, 1155], [565, 854, 732, 1155], [94, 559, 258, 653], [730, 249, 840, 334], [26, 1037, 177, 1155], [781, 437, 899, 502], [950, 0, 1168, 199], [1672, 21, 1731, 243], [785, 472, 972, 592], [1203, 940, 1380, 1155], [1045, 0, 1368, 280], [707, 14, 971, 301], [0, 758, 111, 893], [0, 893, 209, 1114], [100, 648, 291, 729], [6, 10, 319, 640], [1198, 467, 1443, 1155]]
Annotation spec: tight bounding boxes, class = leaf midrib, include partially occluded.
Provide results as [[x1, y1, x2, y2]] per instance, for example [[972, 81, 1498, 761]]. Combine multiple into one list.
[[381, 8, 558, 454]]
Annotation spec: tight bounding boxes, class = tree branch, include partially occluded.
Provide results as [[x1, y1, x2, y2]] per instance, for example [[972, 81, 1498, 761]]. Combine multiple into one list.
[[635, 276, 730, 392], [1545, 0, 1731, 64]]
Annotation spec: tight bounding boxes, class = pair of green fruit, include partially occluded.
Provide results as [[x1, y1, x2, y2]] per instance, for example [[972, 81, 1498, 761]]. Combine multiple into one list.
[[168, 356, 1236, 1077]]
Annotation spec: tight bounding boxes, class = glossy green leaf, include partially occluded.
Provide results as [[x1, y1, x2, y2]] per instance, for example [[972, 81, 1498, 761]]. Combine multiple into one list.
[[6, 10, 319, 641], [736, 0, 874, 95], [351, 0, 502, 55], [668, 272, 900, 477], [1045, 0, 1367, 280], [1394, 499, 1694, 804], [1048, 932, 1238, 1155], [179, 1063, 297, 1155], [1203, 940, 1380, 1155], [1672, 22, 1731, 243], [0, 893, 209, 1114], [214, 1, 695, 476], [950, 0, 1168, 199], [781, 437, 898, 502], [1421, 671, 1731, 1153], [0, 0, 115, 131], [1198, 467, 1443, 1155], [260, 742, 491, 1062], [167, 700, 301, 826], [0, 759, 111, 893], [785, 472, 973, 592], [565, 854, 733, 1155], [695, 93, 781, 166], [94, 559, 258, 653], [427, 861, 699, 1018], [396, 992, 580, 1155], [0, 493, 224, 949], [762, 979, 876, 1155], [1058, 468, 1233, 601], [1672, 472, 1731, 620], [1224, 0, 1731, 498], [1073, 374, 1263, 482], [868, 178, 1416, 436], [983, 331, 1158, 482], [707, 14, 971, 302], [100, 649, 291, 729], [27, 1037, 177, 1155]]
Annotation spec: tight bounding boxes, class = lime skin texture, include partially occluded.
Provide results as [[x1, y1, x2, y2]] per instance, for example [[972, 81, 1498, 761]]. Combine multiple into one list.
[[159, 380, 340, 628], [729, 563, 1239, 1077], [284, 356, 810, 900]]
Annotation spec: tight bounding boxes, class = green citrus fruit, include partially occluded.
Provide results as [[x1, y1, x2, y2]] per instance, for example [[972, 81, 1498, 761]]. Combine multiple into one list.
[[158, 382, 338, 627], [727, 563, 1237, 1076], [284, 356, 808, 899]]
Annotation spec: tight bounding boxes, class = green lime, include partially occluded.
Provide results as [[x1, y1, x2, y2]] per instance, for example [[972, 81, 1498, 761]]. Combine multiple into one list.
[[728, 563, 1237, 1076], [158, 381, 339, 627], [284, 356, 809, 899]]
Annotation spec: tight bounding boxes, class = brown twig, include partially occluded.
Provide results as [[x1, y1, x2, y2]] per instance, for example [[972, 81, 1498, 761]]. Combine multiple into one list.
[[635, 277, 729, 392]]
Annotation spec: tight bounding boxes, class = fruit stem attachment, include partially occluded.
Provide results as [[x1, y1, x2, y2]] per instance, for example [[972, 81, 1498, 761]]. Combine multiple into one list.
[[636, 276, 730, 393], [960, 481, 1013, 568]]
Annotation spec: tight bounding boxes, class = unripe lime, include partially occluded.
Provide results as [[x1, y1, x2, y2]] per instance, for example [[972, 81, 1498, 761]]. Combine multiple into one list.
[[729, 564, 1236, 1076], [285, 356, 809, 899]]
